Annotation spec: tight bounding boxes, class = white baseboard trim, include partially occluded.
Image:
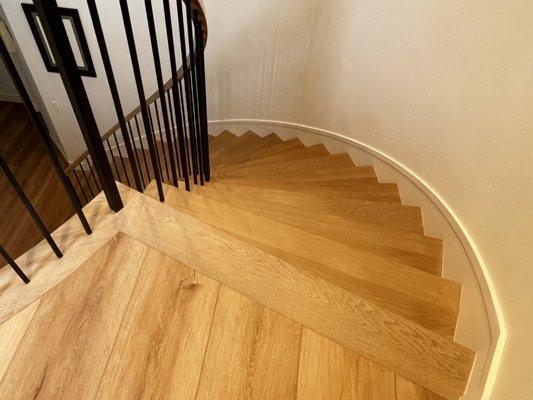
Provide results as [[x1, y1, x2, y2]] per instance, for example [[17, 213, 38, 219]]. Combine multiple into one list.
[[208, 118, 505, 400]]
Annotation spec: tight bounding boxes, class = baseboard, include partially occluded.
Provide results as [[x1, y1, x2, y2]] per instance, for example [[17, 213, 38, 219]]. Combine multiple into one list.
[[208, 118, 505, 400]]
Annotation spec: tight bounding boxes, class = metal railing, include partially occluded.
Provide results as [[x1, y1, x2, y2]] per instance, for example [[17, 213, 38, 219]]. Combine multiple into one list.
[[0, 28, 93, 284], [54, 0, 210, 207], [0, 0, 209, 283]]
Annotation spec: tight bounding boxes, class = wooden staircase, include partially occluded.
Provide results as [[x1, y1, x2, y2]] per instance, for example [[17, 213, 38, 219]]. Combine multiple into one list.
[[140, 130, 475, 398], [0, 131, 475, 399]]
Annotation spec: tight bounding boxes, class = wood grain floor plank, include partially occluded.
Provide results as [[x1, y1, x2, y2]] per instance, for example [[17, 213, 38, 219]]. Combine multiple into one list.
[[0, 300, 41, 383], [396, 374, 447, 400], [0, 233, 145, 400], [297, 329, 396, 399], [0, 184, 139, 324], [94, 246, 220, 400], [196, 285, 302, 400]]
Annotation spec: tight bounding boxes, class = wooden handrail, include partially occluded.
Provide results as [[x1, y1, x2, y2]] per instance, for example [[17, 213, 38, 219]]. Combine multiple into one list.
[[66, 0, 207, 174]]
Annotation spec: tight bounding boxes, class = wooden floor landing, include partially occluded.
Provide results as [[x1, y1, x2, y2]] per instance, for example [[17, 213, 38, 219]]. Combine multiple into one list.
[[0, 233, 442, 400]]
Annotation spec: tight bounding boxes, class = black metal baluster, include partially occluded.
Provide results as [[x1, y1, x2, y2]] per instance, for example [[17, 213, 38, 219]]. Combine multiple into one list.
[[0, 244, 30, 284], [86, 156, 101, 192], [72, 170, 89, 205], [163, 0, 190, 190], [177, 80, 192, 173], [153, 100, 170, 181], [112, 132, 131, 187], [145, 0, 178, 188], [119, 0, 164, 201], [194, 11, 211, 181], [0, 30, 92, 234], [165, 89, 182, 178], [134, 115, 151, 182], [87, 0, 143, 192], [176, 0, 199, 184], [79, 164, 95, 199], [34, 0, 123, 212], [105, 138, 121, 182], [147, 108, 165, 182], [186, 2, 204, 185], [0, 154, 62, 258], [127, 120, 146, 188]]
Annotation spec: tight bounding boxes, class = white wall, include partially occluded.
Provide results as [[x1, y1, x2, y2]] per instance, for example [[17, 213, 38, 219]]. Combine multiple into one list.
[[202, 0, 532, 399], [0, 57, 20, 102]]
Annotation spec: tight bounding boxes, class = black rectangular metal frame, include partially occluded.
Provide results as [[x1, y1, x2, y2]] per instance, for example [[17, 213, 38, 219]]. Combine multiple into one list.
[[22, 3, 96, 77]]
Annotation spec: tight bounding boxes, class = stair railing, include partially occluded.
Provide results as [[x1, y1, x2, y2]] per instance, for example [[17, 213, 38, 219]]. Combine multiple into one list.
[[0, 0, 209, 283], [0, 29, 93, 284], [33, 0, 210, 208]]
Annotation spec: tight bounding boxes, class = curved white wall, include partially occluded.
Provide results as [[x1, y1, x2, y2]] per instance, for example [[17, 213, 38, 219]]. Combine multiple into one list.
[[203, 1, 533, 399]]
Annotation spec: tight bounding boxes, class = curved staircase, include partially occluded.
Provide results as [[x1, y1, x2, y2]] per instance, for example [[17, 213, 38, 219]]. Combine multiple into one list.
[[0, 131, 475, 399]]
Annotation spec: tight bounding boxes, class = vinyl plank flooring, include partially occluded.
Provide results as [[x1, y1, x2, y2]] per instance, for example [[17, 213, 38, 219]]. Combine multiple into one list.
[[195, 285, 302, 399], [0, 234, 144, 400], [396, 375, 447, 400], [0, 300, 41, 383], [297, 328, 396, 400], [94, 247, 220, 400]]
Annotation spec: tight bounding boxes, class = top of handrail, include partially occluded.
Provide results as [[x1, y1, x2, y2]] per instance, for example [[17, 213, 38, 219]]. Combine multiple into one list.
[[193, 0, 207, 42]]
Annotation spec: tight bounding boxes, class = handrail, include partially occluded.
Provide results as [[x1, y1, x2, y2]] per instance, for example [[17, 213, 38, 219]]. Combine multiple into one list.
[[66, 0, 207, 174]]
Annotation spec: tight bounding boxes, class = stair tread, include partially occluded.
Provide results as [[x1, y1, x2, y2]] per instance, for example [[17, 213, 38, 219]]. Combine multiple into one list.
[[198, 182, 424, 233], [145, 182, 460, 338], [246, 137, 305, 160], [210, 178, 402, 204], [216, 143, 330, 172], [210, 131, 262, 167], [215, 153, 377, 181], [212, 132, 284, 170], [192, 183, 441, 275], [120, 187, 474, 400]]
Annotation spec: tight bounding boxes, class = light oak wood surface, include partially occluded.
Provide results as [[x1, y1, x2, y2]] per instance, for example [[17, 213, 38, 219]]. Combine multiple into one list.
[[218, 142, 330, 171], [0, 131, 475, 399], [117, 189, 474, 399], [212, 131, 284, 170], [197, 182, 424, 233], [0, 234, 145, 399], [192, 183, 442, 274], [196, 286, 301, 399], [94, 243, 220, 400], [145, 182, 460, 338], [250, 136, 306, 159], [209, 177, 402, 203], [0, 232, 448, 399]]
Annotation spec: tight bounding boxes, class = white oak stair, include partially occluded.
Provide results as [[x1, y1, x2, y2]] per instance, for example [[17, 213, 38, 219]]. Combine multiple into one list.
[[0, 131, 475, 400]]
